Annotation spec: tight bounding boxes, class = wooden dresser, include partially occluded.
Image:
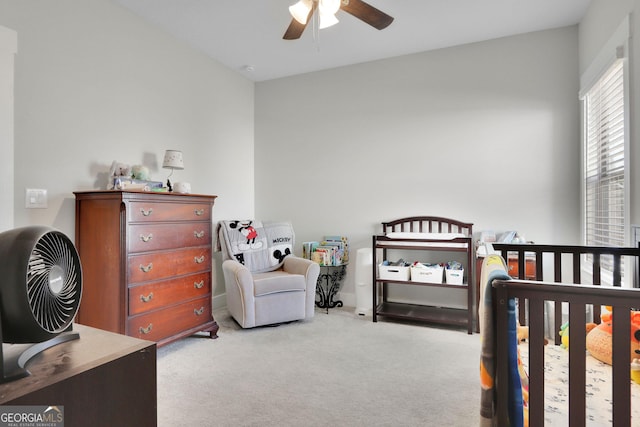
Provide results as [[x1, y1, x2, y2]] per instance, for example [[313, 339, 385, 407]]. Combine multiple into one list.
[[74, 190, 218, 346]]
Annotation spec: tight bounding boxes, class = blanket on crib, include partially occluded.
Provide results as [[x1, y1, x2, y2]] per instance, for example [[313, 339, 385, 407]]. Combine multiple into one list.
[[216, 220, 295, 273], [479, 254, 525, 427]]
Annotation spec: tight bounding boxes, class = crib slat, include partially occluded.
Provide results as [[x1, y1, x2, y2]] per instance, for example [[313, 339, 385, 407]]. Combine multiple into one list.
[[517, 250, 527, 326], [612, 307, 631, 427], [554, 252, 563, 346], [568, 302, 586, 427], [592, 256, 602, 322], [573, 253, 581, 284], [613, 254, 622, 286], [592, 254, 601, 284], [554, 252, 562, 282], [517, 252, 525, 279], [554, 302, 563, 346], [529, 297, 545, 427], [535, 251, 543, 280]]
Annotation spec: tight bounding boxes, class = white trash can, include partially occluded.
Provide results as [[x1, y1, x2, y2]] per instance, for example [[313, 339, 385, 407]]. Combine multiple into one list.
[[355, 247, 373, 316]]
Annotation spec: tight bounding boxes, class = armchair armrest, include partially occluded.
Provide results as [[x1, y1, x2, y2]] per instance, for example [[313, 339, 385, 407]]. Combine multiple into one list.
[[222, 259, 253, 286], [283, 256, 320, 319], [222, 259, 256, 327], [283, 256, 319, 277]]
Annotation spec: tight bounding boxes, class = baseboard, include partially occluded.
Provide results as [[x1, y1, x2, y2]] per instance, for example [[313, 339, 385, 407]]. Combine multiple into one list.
[[212, 293, 227, 311], [339, 291, 356, 308], [212, 291, 358, 311]]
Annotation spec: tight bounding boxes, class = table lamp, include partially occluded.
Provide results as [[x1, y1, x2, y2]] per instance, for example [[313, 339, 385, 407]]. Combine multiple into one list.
[[162, 150, 184, 192]]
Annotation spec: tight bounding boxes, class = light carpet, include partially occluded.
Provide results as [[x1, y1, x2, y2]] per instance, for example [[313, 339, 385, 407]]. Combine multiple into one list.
[[157, 307, 481, 427]]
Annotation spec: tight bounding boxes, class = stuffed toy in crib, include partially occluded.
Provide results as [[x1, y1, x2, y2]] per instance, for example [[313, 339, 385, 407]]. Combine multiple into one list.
[[518, 324, 549, 345], [558, 322, 597, 349], [586, 307, 640, 366]]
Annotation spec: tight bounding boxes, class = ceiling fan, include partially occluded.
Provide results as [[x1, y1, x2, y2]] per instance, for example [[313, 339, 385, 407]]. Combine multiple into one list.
[[283, 0, 394, 40]]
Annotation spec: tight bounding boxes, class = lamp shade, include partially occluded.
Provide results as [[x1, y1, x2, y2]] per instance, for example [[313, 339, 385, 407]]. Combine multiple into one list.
[[162, 150, 184, 170]]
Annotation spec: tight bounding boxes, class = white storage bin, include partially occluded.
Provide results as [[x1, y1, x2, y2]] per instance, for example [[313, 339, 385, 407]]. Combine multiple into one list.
[[445, 268, 464, 285], [378, 264, 410, 281], [410, 265, 444, 284]]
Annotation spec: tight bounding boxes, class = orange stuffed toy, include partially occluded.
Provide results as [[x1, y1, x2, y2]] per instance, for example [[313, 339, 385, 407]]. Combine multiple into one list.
[[586, 307, 640, 365]]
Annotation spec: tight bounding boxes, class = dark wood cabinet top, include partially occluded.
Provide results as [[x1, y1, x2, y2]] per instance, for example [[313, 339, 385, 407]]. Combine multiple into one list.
[[0, 324, 155, 404]]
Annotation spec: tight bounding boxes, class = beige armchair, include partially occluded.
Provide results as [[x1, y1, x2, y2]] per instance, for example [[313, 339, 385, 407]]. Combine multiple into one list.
[[217, 220, 319, 328]]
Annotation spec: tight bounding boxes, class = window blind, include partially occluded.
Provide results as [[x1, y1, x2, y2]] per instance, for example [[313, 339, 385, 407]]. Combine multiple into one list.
[[584, 60, 625, 249]]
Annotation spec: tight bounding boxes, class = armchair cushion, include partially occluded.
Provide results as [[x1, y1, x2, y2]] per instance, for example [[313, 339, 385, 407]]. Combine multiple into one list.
[[253, 271, 306, 296], [216, 220, 294, 273]]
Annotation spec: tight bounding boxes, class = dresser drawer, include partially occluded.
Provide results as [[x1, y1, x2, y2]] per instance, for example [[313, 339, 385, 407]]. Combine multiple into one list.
[[128, 296, 212, 342], [128, 223, 211, 253], [128, 201, 211, 223], [128, 272, 211, 315], [128, 247, 211, 283]]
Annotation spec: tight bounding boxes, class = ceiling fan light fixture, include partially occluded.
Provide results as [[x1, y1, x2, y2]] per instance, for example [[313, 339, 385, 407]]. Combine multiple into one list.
[[318, 0, 340, 29], [319, 12, 339, 29], [289, 0, 313, 25], [319, 0, 341, 15]]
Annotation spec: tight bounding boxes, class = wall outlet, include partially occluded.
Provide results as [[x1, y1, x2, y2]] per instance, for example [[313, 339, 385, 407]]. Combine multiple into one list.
[[25, 188, 47, 209]]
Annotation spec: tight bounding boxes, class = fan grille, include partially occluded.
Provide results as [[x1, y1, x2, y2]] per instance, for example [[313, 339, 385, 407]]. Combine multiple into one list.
[[26, 231, 81, 333]]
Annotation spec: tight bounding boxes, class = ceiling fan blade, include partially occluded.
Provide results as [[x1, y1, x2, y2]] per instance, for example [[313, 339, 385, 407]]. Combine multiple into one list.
[[283, 18, 308, 40], [283, 1, 317, 40], [340, 0, 394, 30]]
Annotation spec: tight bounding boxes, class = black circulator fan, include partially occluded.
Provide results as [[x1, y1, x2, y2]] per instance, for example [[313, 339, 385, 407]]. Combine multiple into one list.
[[0, 226, 82, 383]]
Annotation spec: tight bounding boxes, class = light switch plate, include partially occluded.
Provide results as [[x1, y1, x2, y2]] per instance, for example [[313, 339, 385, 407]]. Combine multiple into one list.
[[25, 188, 48, 209]]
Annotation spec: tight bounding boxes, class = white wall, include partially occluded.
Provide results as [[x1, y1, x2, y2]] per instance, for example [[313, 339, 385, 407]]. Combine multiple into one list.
[[0, 0, 255, 300], [0, 25, 16, 232], [255, 27, 581, 305], [0, 0, 255, 228]]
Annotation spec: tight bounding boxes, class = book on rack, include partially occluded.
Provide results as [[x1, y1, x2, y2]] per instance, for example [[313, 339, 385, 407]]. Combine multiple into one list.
[[305, 235, 349, 266], [313, 246, 335, 266], [302, 241, 320, 260], [322, 235, 349, 264]]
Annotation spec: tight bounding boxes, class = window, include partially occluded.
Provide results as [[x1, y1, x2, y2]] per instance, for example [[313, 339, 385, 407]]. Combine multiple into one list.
[[583, 59, 626, 249]]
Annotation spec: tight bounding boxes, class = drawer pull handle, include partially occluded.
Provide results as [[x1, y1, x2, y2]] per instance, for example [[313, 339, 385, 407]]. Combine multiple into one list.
[[139, 324, 153, 334], [194, 230, 205, 238], [194, 307, 205, 316], [140, 208, 153, 217], [194, 280, 204, 289], [194, 209, 204, 216], [194, 256, 205, 264], [140, 233, 153, 243], [140, 292, 153, 303], [139, 263, 153, 273]]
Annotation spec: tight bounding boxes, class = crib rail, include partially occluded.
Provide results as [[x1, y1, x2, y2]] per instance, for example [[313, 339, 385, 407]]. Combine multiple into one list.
[[493, 279, 640, 427], [492, 243, 640, 345], [381, 216, 473, 236]]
